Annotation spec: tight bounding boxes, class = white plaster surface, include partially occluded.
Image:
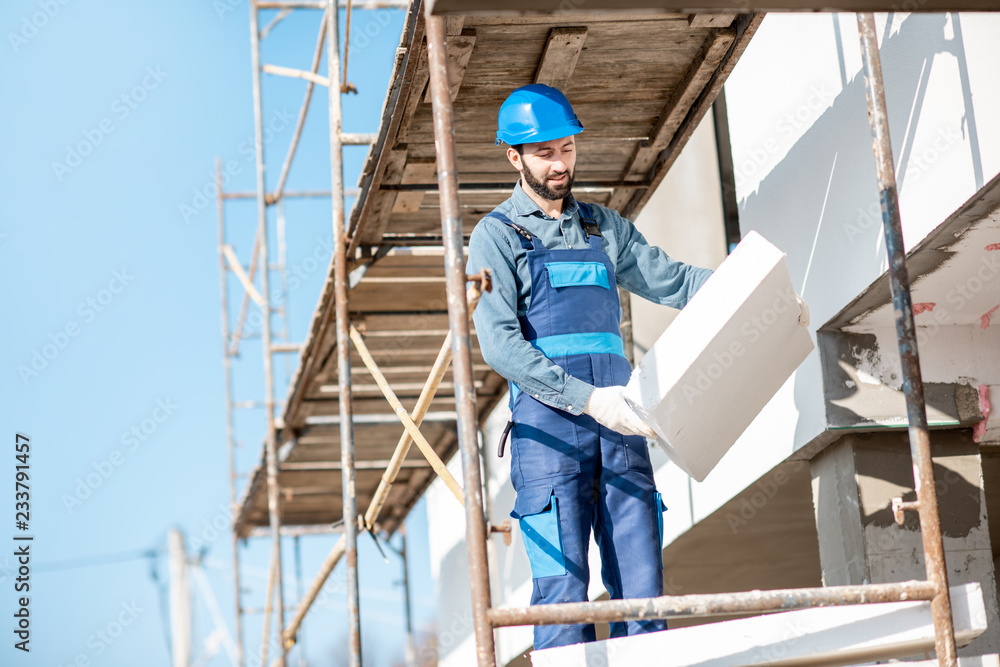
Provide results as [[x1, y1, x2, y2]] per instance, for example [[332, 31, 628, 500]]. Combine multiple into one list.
[[624, 231, 814, 481]]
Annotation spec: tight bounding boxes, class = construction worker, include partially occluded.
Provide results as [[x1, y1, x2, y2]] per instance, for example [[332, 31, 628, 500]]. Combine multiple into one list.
[[467, 84, 713, 650]]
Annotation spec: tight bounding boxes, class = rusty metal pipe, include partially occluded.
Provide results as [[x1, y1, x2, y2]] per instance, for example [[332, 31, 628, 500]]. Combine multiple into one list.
[[250, 3, 287, 663], [326, 2, 362, 666], [216, 160, 245, 667], [273, 10, 327, 202], [489, 581, 938, 627], [260, 544, 279, 667], [856, 13, 956, 666], [424, 9, 497, 667]]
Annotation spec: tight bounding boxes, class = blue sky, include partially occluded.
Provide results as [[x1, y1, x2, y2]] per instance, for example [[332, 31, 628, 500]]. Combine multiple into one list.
[[1, 2, 435, 665]]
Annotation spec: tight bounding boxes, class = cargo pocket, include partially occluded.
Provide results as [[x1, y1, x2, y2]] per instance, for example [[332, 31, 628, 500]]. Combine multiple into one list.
[[510, 397, 582, 485], [654, 490, 669, 549], [511, 486, 566, 578], [625, 435, 654, 473]]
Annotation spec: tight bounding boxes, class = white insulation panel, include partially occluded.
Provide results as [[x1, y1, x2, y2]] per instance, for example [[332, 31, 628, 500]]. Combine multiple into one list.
[[624, 231, 814, 482]]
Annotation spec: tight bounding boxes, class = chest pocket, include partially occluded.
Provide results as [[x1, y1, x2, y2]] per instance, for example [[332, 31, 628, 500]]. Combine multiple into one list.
[[546, 262, 610, 289]]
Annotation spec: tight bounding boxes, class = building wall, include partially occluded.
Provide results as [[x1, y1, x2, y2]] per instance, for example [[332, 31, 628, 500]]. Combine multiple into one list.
[[427, 12, 1000, 666]]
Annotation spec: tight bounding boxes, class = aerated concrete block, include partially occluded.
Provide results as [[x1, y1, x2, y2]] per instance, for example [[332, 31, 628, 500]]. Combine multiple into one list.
[[624, 231, 814, 481]]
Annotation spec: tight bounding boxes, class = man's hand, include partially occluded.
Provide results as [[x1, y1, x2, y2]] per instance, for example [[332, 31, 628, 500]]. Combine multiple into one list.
[[583, 385, 656, 438]]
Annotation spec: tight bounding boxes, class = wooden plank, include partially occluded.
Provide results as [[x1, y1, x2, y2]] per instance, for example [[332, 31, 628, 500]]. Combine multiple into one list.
[[391, 158, 438, 213], [423, 29, 478, 102], [688, 13, 737, 27], [222, 245, 265, 307], [445, 14, 465, 35], [534, 26, 588, 89], [458, 11, 696, 25], [404, 139, 637, 161], [405, 117, 656, 144], [474, 45, 706, 69], [621, 14, 765, 221], [432, 0, 995, 11], [344, 1, 424, 254], [464, 21, 711, 50], [395, 44, 431, 146], [647, 28, 735, 151], [360, 148, 409, 244], [607, 28, 735, 211]]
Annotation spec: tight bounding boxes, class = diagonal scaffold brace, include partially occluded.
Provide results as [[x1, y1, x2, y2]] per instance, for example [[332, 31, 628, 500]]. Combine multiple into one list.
[[273, 275, 491, 662]]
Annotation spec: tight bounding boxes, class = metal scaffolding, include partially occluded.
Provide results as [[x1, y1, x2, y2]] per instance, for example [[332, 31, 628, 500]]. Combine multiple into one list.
[[217, 1, 411, 665], [216, 2, 966, 666]]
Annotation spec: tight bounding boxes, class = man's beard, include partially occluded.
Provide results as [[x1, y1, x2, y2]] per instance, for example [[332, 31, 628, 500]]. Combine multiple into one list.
[[522, 163, 574, 201]]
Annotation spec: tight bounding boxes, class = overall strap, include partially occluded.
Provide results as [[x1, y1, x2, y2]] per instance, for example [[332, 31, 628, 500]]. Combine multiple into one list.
[[483, 211, 541, 251], [577, 201, 603, 251]]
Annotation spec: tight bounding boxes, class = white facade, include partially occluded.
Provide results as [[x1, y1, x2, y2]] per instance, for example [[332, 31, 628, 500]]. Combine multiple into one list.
[[427, 12, 1000, 666]]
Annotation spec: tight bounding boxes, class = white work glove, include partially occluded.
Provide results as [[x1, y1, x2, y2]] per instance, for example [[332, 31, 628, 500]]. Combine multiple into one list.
[[583, 385, 656, 439]]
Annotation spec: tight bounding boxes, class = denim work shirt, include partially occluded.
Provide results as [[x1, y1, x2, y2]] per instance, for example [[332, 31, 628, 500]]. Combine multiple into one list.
[[467, 180, 713, 416]]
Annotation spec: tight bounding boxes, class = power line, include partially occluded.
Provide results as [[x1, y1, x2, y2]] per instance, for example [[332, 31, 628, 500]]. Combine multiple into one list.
[[35, 547, 163, 573]]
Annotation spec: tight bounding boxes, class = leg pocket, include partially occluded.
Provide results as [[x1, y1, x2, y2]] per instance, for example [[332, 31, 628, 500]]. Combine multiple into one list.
[[511, 485, 567, 578], [653, 490, 668, 550], [511, 398, 582, 484], [625, 434, 654, 473]]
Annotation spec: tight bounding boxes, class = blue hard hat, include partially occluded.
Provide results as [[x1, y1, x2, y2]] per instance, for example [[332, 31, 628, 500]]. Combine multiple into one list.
[[495, 84, 584, 147]]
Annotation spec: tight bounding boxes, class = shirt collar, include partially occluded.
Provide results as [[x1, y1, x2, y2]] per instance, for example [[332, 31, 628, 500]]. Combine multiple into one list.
[[510, 179, 579, 221]]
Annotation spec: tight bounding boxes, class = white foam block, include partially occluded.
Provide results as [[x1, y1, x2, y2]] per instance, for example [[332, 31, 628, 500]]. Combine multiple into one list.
[[624, 231, 814, 482], [531, 582, 987, 667]]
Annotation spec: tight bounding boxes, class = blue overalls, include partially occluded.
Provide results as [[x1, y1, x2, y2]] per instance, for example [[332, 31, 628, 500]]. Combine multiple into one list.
[[488, 203, 669, 650]]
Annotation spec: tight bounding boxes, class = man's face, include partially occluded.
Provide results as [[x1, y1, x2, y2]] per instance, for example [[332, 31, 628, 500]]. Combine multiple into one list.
[[508, 136, 577, 201]]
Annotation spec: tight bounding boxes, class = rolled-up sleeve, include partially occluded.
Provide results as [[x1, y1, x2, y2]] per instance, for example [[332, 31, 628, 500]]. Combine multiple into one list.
[[611, 210, 712, 308], [467, 219, 594, 415]]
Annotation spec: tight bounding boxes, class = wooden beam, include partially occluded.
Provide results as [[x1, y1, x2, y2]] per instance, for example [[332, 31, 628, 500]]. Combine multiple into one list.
[[689, 13, 737, 28], [647, 28, 734, 152], [223, 245, 266, 307], [261, 64, 330, 87], [344, 1, 425, 256], [392, 158, 438, 213], [429, 0, 995, 12], [607, 28, 734, 211], [620, 14, 765, 220], [423, 29, 478, 102], [395, 46, 431, 145], [362, 148, 409, 244], [533, 26, 588, 89], [444, 14, 465, 35]]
